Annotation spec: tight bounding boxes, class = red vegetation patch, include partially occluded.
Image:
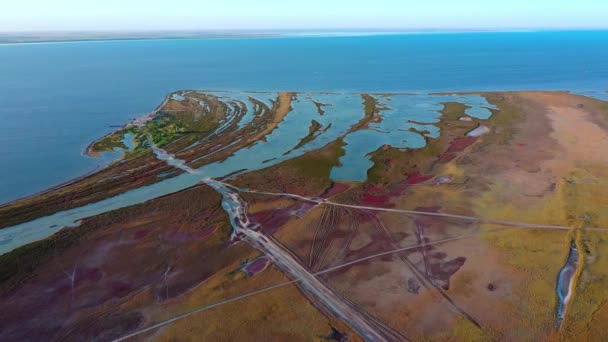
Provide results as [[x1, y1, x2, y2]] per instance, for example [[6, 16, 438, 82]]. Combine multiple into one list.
[[392, 172, 433, 194], [134, 229, 151, 240], [405, 173, 433, 185], [360, 173, 432, 207], [447, 137, 478, 153], [439, 136, 478, 163], [359, 190, 393, 207]]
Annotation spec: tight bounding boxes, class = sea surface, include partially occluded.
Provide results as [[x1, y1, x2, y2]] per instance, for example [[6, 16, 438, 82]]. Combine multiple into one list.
[[1, 30, 608, 204]]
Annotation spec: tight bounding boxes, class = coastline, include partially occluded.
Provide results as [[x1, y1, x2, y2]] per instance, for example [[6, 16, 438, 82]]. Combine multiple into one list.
[[3, 88, 606, 209], [83, 92, 171, 157], [2, 90, 608, 340], [0, 93, 173, 209], [3, 29, 608, 205]]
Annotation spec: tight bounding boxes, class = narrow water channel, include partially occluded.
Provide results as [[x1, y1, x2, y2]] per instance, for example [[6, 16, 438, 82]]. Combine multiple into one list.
[[556, 241, 579, 328], [0, 93, 496, 256]]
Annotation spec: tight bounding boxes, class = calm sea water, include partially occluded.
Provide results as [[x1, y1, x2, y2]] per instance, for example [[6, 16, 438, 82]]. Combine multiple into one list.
[[1, 30, 607, 204]]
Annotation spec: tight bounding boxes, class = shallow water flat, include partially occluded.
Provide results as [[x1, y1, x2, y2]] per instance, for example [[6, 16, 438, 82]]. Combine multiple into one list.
[[2, 30, 608, 203]]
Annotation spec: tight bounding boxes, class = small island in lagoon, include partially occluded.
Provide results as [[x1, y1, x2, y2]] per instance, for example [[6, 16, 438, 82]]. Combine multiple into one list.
[[1, 90, 608, 340]]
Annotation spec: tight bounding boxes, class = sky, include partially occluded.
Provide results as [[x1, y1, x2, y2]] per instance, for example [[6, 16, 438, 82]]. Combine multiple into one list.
[[2, 0, 608, 32]]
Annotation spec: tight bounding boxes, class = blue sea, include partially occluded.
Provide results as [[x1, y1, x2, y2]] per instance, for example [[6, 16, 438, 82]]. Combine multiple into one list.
[[1, 30, 608, 204]]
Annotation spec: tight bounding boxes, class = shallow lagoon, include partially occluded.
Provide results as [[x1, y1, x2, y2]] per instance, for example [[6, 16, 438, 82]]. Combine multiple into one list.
[[0, 92, 495, 254], [2, 31, 608, 203], [330, 94, 495, 180]]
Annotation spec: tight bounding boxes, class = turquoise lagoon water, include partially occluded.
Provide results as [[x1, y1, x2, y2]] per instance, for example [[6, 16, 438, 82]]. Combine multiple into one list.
[[0, 92, 496, 254], [330, 94, 496, 180], [1, 30, 608, 204]]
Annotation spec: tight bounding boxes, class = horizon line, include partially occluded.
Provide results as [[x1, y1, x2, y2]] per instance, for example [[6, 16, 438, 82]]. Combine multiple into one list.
[[1, 27, 607, 45], [2, 27, 608, 34]]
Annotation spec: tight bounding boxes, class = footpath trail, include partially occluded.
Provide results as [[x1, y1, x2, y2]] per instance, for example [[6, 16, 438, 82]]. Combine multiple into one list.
[[150, 147, 404, 341], [239, 185, 608, 232], [114, 232, 476, 342], [119, 141, 608, 342]]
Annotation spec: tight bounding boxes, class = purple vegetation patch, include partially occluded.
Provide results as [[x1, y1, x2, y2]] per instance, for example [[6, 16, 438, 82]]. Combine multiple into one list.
[[242, 256, 271, 276], [252, 209, 292, 234]]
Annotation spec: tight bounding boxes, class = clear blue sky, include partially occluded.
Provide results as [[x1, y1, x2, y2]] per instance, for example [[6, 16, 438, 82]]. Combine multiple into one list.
[[2, 0, 608, 31]]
